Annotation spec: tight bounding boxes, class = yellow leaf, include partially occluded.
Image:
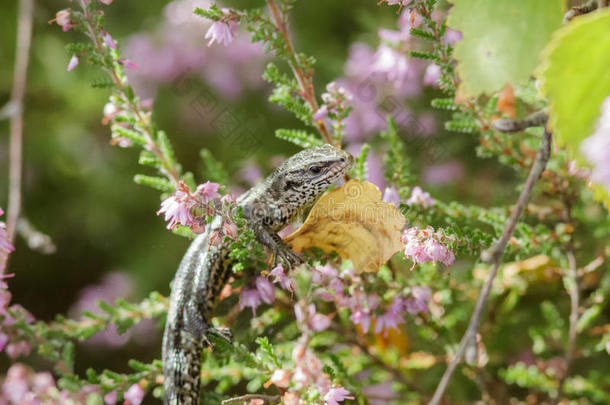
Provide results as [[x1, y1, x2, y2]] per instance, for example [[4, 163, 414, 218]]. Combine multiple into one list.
[[283, 180, 406, 272]]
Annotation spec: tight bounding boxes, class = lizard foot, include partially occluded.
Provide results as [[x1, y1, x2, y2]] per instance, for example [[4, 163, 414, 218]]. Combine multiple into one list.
[[202, 327, 233, 349], [273, 246, 303, 270]]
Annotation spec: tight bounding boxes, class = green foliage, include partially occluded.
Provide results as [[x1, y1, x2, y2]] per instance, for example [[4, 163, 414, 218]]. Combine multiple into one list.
[[352, 143, 370, 182], [275, 129, 324, 148], [448, 0, 565, 97], [200, 149, 230, 185]]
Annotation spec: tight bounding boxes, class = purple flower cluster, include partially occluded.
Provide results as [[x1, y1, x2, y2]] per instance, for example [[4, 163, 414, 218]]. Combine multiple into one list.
[[312, 264, 431, 336], [157, 181, 238, 237], [313, 82, 353, 121], [267, 337, 354, 405], [405, 186, 434, 208], [401, 227, 455, 268], [123, 0, 266, 101], [581, 97, 610, 192], [239, 265, 297, 316], [0, 208, 14, 273], [0, 363, 102, 405], [0, 274, 34, 360]]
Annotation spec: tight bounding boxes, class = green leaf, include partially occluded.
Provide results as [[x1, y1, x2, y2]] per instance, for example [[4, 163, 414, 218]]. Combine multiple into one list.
[[133, 175, 173, 192], [200, 149, 229, 185], [539, 10, 610, 208], [275, 129, 323, 148], [448, 0, 564, 98]]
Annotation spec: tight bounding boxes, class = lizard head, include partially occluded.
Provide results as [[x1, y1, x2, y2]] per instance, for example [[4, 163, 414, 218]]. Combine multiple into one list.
[[278, 144, 354, 204]]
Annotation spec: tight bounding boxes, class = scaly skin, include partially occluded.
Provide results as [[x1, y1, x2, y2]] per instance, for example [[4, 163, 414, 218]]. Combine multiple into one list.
[[162, 144, 353, 405]]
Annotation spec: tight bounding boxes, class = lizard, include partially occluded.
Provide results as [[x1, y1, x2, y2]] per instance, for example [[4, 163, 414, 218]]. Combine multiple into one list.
[[162, 144, 354, 405]]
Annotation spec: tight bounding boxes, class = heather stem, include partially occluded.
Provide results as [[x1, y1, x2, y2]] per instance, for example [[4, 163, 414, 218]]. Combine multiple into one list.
[[4, 0, 33, 271], [266, 0, 334, 145], [428, 129, 552, 405]]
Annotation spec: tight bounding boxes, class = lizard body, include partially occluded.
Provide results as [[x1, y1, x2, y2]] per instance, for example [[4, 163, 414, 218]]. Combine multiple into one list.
[[162, 145, 353, 405]]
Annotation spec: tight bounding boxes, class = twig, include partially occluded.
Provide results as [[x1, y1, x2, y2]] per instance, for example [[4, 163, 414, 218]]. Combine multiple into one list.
[[492, 110, 549, 133], [4, 0, 34, 269], [563, 0, 600, 24], [428, 129, 553, 405], [221, 394, 281, 404], [266, 0, 333, 145]]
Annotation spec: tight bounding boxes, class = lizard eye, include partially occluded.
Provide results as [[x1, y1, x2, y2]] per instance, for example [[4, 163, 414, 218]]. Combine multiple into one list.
[[308, 165, 322, 174]]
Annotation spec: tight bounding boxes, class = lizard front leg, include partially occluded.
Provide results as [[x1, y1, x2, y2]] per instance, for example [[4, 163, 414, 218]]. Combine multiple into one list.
[[252, 223, 303, 269]]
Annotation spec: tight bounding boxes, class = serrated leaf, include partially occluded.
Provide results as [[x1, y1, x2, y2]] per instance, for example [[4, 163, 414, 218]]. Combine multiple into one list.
[[275, 129, 323, 148], [448, 0, 564, 98]]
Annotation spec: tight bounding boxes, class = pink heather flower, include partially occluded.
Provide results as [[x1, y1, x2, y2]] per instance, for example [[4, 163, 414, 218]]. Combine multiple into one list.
[[222, 221, 238, 239], [581, 97, 610, 191], [102, 32, 117, 50], [205, 21, 237, 47], [6, 341, 31, 359], [323, 387, 355, 405], [294, 303, 332, 332], [32, 372, 55, 394], [269, 369, 291, 388], [283, 392, 304, 405], [382, 185, 400, 207], [240, 287, 262, 316], [0, 333, 8, 351], [196, 181, 222, 201], [221, 193, 236, 205], [124, 384, 145, 405], [372, 44, 409, 88], [349, 292, 379, 333], [401, 227, 455, 268], [118, 58, 138, 69], [157, 191, 194, 230], [99, 0, 114, 5], [313, 105, 329, 121], [406, 186, 434, 208], [104, 390, 118, 405], [567, 160, 591, 180], [67, 55, 79, 71], [423, 63, 441, 87], [55, 9, 73, 31], [268, 264, 296, 292], [255, 277, 275, 304], [3, 364, 28, 403], [404, 286, 431, 315]]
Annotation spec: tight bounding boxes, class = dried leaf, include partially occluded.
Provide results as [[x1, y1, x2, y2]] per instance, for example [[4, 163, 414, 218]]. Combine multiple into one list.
[[284, 180, 406, 272]]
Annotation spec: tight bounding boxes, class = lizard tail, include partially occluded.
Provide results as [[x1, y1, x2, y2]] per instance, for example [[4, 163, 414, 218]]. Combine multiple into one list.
[[162, 334, 203, 405]]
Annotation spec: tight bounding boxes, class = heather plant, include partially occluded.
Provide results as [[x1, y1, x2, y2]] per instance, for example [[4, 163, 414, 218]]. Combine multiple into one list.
[[1, 0, 610, 404]]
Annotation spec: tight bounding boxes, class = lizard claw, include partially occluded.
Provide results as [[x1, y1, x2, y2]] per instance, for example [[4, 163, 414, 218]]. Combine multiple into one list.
[[273, 246, 303, 270]]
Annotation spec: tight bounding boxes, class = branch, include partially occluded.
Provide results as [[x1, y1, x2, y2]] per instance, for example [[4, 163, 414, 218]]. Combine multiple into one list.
[[266, 0, 333, 145], [492, 110, 548, 133], [5, 0, 33, 256], [222, 394, 281, 404], [428, 129, 553, 405]]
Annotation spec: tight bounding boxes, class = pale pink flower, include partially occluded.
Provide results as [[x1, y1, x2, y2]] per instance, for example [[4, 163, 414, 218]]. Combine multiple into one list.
[[269, 369, 291, 388], [222, 221, 238, 239], [196, 181, 222, 201], [67, 55, 79, 71], [55, 9, 73, 31], [294, 303, 331, 332], [581, 97, 610, 191], [0, 333, 8, 352], [255, 277, 275, 304], [157, 191, 193, 230], [404, 286, 431, 315], [104, 390, 118, 405], [221, 193, 236, 205], [406, 186, 434, 208], [372, 45, 409, 88], [118, 58, 138, 69], [99, 0, 114, 5], [423, 63, 441, 87], [313, 105, 329, 121], [32, 372, 55, 394], [240, 287, 262, 316], [124, 384, 145, 405], [283, 392, 304, 405], [323, 387, 354, 405], [102, 32, 117, 50], [382, 185, 400, 207], [349, 292, 379, 333], [268, 264, 296, 292], [401, 227, 455, 268], [205, 21, 237, 47]]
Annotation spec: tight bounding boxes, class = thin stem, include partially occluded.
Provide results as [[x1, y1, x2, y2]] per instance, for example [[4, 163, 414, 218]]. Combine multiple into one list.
[[221, 394, 281, 404], [4, 0, 34, 270], [428, 129, 552, 405], [80, 5, 181, 188], [266, 0, 333, 145]]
